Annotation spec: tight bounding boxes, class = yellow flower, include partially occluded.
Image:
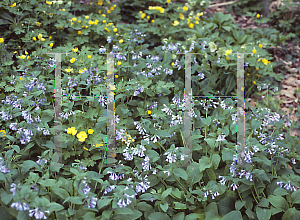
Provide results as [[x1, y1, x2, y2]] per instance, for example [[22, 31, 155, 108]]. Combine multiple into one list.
[[258, 59, 261, 61], [49, 36, 52, 40], [72, 17, 77, 21], [252, 48, 257, 54], [102, 14, 106, 17], [107, 10, 111, 13], [85, 16, 89, 19], [10, 3, 16, 7], [117, 61, 121, 65], [38, 34, 42, 39], [85, 26, 88, 28], [78, 31, 81, 34], [151, 20, 154, 23], [119, 39, 124, 44], [46, 1, 52, 4], [179, 13, 185, 20], [110, 6, 114, 10], [88, 129, 94, 134], [172, 20, 179, 26], [167, 0, 171, 3], [19, 55, 26, 59], [0, 130, 6, 137], [195, 21, 199, 24], [0, 38, 3, 43], [160, 8, 164, 13], [189, 23, 194, 28], [62, 9, 65, 11], [171, 62, 174, 66], [40, 38, 45, 41], [67, 127, 77, 136], [115, 75, 118, 78], [197, 12, 203, 17], [36, 22, 41, 26], [84, 147, 89, 150], [104, 27, 110, 33], [256, 14, 260, 18], [50, 43, 53, 47], [64, 68, 73, 73], [225, 49, 232, 56], [98, 10, 101, 14], [70, 58, 76, 63], [183, 6, 188, 11], [226, 57, 230, 60], [253, 81, 256, 84], [247, 73, 250, 76], [113, 28, 117, 32], [98, 0, 103, 5], [78, 20, 81, 23], [259, 44, 263, 48], [20, 77, 23, 81], [27, 56, 29, 60], [141, 13, 146, 19], [25, 51, 28, 55], [148, 110, 151, 114], [89, 20, 94, 25], [147, 16, 150, 20], [88, 55, 92, 58], [256, 68, 259, 70], [72, 47, 78, 52], [116, 33, 118, 36], [257, 74, 260, 77], [94, 20, 99, 25], [77, 131, 87, 140]]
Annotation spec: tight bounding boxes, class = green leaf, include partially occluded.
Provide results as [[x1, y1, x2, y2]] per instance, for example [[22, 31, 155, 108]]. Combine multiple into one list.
[[187, 162, 203, 186], [155, 130, 171, 138], [114, 207, 134, 215], [11, 145, 20, 153], [174, 167, 187, 181], [137, 202, 153, 212], [251, 119, 262, 130], [160, 202, 168, 212], [38, 179, 56, 187], [218, 197, 235, 216], [202, 117, 211, 126], [222, 148, 235, 161], [148, 212, 171, 220], [230, 123, 237, 135], [17, 211, 29, 220], [42, 140, 55, 149], [147, 150, 160, 163], [221, 210, 242, 220], [5, 149, 13, 160], [206, 167, 216, 181], [258, 198, 270, 208], [69, 197, 84, 204], [161, 188, 172, 200], [267, 195, 289, 212], [97, 198, 112, 210], [185, 213, 203, 220], [82, 212, 95, 220], [51, 187, 69, 200], [171, 188, 182, 200], [256, 207, 271, 220], [212, 154, 221, 170], [47, 202, 64, 212], [173, 212, 185, 220], [1, 191, 13, 205], [252, 169, 270, 183], [291, 190, 300, 204], [173, 202, 187, 209], [273, 187, 288, 196], [5, 135, 15, 142], [235, 201, 246, 211], [204, 138, 215, 148], [199, 156, 212, 172], [282, 207, 300, 220], [40, 109, 54, 123], [22, 160, 39, 173]]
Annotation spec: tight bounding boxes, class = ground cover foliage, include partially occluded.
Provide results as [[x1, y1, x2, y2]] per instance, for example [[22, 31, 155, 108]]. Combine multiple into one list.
[[0, 0, 300, 219]]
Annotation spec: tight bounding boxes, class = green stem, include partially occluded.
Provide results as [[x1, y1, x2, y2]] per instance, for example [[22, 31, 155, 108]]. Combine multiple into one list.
[[253, 181, 260, 202], [225, 76, 233, 96], [237, 189, 248, 209], [251, 188, 259, 204]]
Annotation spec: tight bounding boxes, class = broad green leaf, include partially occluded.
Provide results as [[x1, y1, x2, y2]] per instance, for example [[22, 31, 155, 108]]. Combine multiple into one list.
[[291, 189, 300, 204], [171, 188, 182, 200], [137, 202, 153, 212], [174, 167, 187, 181], [173, 202, 187, 209], [82, 212, 95, 220], [11, 145, 20, 153], [161, 188, 172, 200], [51, 187, 69, 200], [251, 119, 262, 130], [256, 207, 271, 220], [221, 210, 242, 220], [273, 187, 288, 196], [47, 202, 64, 212], [267, 195, 289, 212], [40, 109, 54, 123], [1, 191, 13, 205], [185, 213, 203, 220], [218, 197, 235, 216], [187, 162, 203, 186], [97, 198, 113, 210], [252, 169, 270, 183], [199, 156, 212, 172], [204, 138, 215, 148], [258, 198, 270, 208], [212, 154, 221, 170], [114, 207, 133, 215], [222, 148, 235, 161], [173, 212, 185, 220], [69, 197, 84, 204], [206, 167, 216, 181], [202, 117, 211, 126], [148, 212, 170, 220], [160, 202, 168, 212], [22, 160, 39, 173], [282, 207, 300, 220], [38, 179, 56, 187], [235, 201, 246, 211]]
